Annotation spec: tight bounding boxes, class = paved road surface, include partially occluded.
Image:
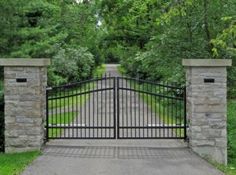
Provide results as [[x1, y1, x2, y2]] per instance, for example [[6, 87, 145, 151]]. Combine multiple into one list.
[[22, 64, 223, 175]]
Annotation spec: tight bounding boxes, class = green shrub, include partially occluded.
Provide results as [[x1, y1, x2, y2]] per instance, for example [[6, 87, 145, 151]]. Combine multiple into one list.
[[121, 50, 185, 86], [48, 47, 95, 86], [227, 66, 236, 99]]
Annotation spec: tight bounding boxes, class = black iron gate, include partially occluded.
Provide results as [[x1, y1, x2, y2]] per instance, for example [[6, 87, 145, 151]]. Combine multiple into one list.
[[117, 77, 186, 139], [46, 76, 186, 140], [46, 77, 116, 139]]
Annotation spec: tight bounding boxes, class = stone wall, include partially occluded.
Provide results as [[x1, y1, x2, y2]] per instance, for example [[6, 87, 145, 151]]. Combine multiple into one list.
[[1, 59, 50, 153], [183, 59, 231, 165]]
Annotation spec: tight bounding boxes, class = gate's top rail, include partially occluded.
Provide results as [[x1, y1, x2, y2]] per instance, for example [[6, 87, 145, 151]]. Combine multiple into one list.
[[47, 76, 185, 90], [47, 76, 116, 90], [46, 75, 186, 100], [118, 77, 184, 90], [117, 76, 185, 100]]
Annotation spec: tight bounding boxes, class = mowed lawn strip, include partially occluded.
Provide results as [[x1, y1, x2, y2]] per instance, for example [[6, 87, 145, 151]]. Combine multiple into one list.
[[48, 111, 77, 137], [0, 151, 40, 175]]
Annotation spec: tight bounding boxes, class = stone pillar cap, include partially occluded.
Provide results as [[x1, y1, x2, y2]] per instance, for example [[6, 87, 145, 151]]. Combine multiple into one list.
[[182, 59, 232, 67], [0, 58, 50, 67]]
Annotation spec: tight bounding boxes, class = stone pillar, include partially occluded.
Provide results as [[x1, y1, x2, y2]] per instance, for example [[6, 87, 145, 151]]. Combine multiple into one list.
[[0, 59, 50, 153], [183, 59, 231, 165]]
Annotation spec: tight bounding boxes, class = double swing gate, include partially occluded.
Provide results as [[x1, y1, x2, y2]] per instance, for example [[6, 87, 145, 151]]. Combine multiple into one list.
[[46, 76, 187, 140]]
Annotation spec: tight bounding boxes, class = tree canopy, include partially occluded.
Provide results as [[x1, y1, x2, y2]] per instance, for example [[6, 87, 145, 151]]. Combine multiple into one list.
[[0, 0, 235, 89]]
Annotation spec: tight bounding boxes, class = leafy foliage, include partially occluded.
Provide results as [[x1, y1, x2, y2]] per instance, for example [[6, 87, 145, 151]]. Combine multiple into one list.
[[100, 0, 236, 91], [0, 0, 104, 86], [48, 47, 95, 86]]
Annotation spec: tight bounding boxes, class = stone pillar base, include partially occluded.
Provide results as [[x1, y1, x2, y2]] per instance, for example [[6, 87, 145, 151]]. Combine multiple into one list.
[[0, 59, 50, 153], [183, 59, 231, 165]]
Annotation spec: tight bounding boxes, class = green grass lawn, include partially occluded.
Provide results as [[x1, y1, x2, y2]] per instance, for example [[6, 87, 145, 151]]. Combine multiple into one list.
[[48, 111, 77, 137], [225, 100, 236, 173], [0, 151, 40, 175], [93, 64, 106, 77]]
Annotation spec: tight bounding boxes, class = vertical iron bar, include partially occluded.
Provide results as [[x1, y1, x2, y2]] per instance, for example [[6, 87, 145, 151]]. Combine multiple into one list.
[[167, 85, 169, 138], [163, 84, 165, 138], [76, 86, 78, 138], [179, 89, 181, 138], [72, 87, 74, 138], [126, 78, 128, 138], [80, 83, 82, 138], [142, 81, 145, 138], [84, 83, 87, 138], [46, 90, 49, 141], [159, 85, 161, 138], [97, 76, 99, 138], [130, 79, 133, 138], [151, 83, 153, 138], [138, 79, 141, 138], [184, 87, 187, 140], [93, 79, 95, 138], [171, 88, 174, 138], [67, 88, 69, 138], [105, 75, 107, 138], [51, 90, 53, 138], [101, 78, 103, 138], [60, 88, 62, 138], [117, 77, 119, 139], [56, 88, 58, 138], [178, 88, 181, 138], [155, 85, 157, 138], [134, 79, 137, 138], [122, 76, 124, 138], [175, 88, 178, 138], [113, 77, 116, 139], [88, 82, 91, 138], [147, 82, 149, 138], [68, 87, 70, 138], [64, 87, 66, 138], [109, 75, 111, 138]]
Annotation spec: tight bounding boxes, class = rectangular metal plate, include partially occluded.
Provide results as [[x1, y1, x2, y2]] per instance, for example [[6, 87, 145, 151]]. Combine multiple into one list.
[[204, 78, 215, 83], [16, 78, 27, 83]]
